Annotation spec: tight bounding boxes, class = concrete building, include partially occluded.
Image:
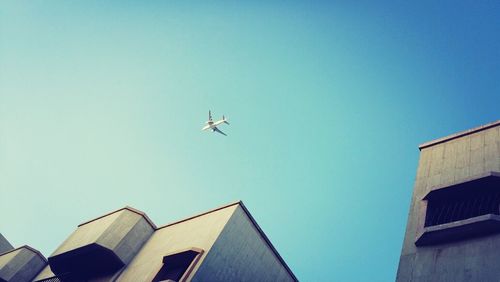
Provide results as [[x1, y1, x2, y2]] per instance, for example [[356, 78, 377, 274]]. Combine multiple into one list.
[[0, 234, 47, 282], [397, 120, 500, 281], [0, 234, 13, 254], [0, 201, 297, 282]]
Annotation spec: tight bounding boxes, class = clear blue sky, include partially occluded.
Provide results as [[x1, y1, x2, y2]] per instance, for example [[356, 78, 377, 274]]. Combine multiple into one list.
[[0, 1, 499, 281]]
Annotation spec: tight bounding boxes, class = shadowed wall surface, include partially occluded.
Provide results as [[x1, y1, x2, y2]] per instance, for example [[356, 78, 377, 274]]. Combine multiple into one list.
[[0, 235, 13, 254]]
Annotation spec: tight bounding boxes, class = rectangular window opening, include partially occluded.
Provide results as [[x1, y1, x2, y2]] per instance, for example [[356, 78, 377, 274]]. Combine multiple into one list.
[[425, 184, 500, 227], [416, 173, 500, 246], [152, 248, 203, 282]]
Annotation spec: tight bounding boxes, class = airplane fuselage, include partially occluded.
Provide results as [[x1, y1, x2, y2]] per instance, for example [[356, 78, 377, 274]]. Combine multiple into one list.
[[202, 120, 225, 131]]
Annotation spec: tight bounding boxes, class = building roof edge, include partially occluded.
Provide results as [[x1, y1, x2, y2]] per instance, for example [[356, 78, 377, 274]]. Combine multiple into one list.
[[155, 200, 298, 281], [156, 200, 242, 230], [77, 206, 157, 229], [419, 120, 500, 150], [0, 245, 47, 262]]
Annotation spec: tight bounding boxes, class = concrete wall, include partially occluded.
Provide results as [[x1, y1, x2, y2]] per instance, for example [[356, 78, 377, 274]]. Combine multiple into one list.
[[35, 208, 154, 281], [193, 205, 296, 282], [31, 202, 297, 282], [116, 204, 238, 282], [0, 234, 13, 254], [397, 123, 500, 281], [0, 247, 46, 282], [50, 210, 123, 258]]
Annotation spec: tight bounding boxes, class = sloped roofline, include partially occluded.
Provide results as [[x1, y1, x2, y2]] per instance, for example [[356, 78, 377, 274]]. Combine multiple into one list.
[[156, 200, 242, 229], [419, 120, 500, 150], [0, 245, 47, 262], [157, 200, 298, 281], [77, 206, 157, 229], [74, 201, 297, 280]]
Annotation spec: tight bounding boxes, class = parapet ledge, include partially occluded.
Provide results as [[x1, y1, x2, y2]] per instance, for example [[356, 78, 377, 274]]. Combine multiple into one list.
[[419, 120, 500, 150]]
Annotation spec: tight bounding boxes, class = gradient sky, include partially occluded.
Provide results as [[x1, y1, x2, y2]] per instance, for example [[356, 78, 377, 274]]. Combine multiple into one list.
[[1, 1, 499, 281]]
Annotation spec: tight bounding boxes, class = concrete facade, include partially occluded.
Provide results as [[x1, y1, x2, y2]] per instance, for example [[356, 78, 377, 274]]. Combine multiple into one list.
[[114, 204, 237, 281], [47, 207, 155, 280], [0, 234, 13, 254], [192, 205, 294, 282], [397, 121, 500, 281], [30, 201, 297, 282], [0, 246, 46, 282]]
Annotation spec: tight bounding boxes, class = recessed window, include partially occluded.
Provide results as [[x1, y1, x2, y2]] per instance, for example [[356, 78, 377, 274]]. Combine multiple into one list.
[[416, 172, 500, 246], [152, 248, 203, 282], [425, 187, 500, 227]]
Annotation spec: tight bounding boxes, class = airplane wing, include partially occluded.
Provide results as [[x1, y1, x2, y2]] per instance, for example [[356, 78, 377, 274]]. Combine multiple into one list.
[[213, 127, 227, 136]]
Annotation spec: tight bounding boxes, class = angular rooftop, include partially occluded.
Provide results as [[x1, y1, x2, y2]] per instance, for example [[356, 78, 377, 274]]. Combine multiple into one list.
[[32, 201, 297, 282]]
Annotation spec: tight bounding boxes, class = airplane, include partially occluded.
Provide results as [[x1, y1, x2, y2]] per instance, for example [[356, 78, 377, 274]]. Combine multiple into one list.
[[202, 110, 229, 136]]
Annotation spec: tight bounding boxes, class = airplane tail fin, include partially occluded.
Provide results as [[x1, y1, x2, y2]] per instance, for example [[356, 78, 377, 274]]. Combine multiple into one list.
[[223, 115, 229, 125]]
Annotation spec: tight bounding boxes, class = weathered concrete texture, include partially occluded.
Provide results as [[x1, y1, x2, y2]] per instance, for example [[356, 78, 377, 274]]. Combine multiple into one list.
[[397, 122, 500, 281], [34, 202, 297, 282], [0, 246, 46, 282], [0, 234, 13, 255], [47, 207, 154, 278], [116, 204, 237, 281], [32, 264, 55, 281], [193, 205, 297, 282]]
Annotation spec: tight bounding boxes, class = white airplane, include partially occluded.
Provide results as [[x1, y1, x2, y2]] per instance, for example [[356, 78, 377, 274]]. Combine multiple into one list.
[[202, 110, 229, 136]]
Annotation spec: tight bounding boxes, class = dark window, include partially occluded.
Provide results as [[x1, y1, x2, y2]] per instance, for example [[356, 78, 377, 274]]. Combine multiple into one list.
[[425, 189, 500, 226], [424, 175, 500, 227], [152, 249, 202, 282], [416, 173, 500, 246]]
